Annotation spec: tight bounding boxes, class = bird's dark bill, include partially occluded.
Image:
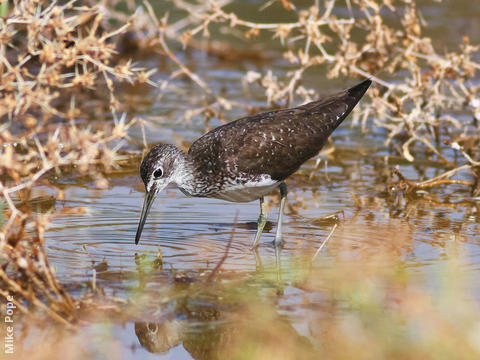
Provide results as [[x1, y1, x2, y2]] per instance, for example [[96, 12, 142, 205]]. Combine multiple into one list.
[[135, 191, 155, 244]]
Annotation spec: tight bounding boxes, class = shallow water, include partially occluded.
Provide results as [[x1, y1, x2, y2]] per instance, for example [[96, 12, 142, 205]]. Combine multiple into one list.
[[46, 148, 480, 279], [21, 0, 480, 358]]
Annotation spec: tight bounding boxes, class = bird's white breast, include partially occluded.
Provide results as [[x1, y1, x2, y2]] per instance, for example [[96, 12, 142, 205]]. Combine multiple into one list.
[[212, 176, 280, 202]]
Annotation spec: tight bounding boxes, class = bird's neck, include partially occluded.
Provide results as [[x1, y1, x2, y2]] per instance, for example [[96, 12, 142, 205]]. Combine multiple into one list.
[[172, 152, 199, 196]]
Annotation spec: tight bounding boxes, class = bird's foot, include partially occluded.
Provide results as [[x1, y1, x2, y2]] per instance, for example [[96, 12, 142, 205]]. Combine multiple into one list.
[[250, 213, 267, 250]]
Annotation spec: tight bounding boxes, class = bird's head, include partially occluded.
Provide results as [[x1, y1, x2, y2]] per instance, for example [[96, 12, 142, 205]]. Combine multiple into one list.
[[135, 144, 185, 244]]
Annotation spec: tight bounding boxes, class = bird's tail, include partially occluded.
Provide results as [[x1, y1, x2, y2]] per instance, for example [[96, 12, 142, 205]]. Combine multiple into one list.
[[331, 78, 372, 129], [298, 79, 371, 135]]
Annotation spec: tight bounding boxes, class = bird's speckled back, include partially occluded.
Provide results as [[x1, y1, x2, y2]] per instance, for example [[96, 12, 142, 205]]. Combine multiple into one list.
[[187, 79, 371, 183]]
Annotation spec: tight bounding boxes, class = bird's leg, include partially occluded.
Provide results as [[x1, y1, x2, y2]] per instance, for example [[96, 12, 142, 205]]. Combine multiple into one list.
[[251, 196, 267, 250], [273, 182, 287, 246], [275, 244, 282, 282]]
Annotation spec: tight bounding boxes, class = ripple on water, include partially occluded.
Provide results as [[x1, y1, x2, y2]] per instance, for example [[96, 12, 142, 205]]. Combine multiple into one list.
[[45, 153, 480, 296]]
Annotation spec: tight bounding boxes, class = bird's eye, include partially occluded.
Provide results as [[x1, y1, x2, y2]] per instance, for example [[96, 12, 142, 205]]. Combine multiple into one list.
[[153, 168, 163, 178]]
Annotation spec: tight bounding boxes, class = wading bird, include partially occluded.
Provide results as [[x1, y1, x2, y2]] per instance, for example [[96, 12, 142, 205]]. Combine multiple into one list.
[[135, 79, 371, 248]]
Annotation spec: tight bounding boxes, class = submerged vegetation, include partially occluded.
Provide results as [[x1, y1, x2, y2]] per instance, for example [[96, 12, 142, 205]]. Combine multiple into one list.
[[0, 0, 479, 358]]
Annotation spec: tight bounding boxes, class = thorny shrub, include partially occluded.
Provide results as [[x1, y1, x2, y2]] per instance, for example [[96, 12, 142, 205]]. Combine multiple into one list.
[[0, 0, 479, 326], [0, 0, 155, 324]]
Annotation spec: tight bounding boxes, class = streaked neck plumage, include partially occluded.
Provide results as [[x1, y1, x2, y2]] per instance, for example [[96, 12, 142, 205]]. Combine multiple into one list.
[[170, 151, 199, 196]]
